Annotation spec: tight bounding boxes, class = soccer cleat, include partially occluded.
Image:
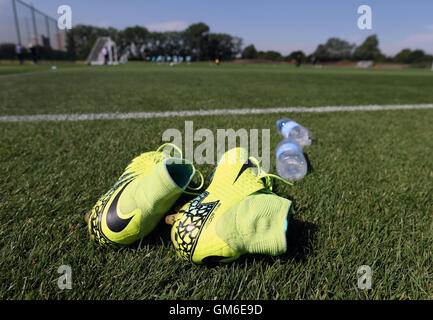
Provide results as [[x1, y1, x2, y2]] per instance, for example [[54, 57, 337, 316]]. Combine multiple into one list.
[[86, 143, 202, 247], [168, 147, 293, 264]]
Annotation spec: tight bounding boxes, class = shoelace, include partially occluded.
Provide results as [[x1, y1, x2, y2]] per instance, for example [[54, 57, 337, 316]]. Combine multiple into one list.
[[155, 143, 204, 196], [248, 156, 293, 192]]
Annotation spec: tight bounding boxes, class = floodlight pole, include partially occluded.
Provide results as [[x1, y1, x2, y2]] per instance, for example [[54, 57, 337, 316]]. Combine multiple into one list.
[[11, 0, 22, 45]]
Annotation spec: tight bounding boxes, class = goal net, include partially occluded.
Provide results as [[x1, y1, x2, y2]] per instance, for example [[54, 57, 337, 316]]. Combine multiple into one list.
[[85, 37, 119, 65]]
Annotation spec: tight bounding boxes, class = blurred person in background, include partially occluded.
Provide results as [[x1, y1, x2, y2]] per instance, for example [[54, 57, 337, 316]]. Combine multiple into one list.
[[296, 54, 302, 67], [102, 47, 109, 65], [29, 43, 38, 64], [16, 44, 24, 65], [311, 55, 318, 66]]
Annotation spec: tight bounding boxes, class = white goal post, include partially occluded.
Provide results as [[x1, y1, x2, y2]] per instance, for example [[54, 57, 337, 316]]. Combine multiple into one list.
[[85, 37, 119, 65]]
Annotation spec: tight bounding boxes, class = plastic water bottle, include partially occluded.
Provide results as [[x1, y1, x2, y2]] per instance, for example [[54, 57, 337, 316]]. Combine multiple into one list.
[[276, 118, 312, 146], [276, 140, 308, 181]]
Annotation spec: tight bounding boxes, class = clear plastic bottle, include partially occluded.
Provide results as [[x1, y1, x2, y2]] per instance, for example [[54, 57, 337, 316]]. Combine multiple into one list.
[[276, 140, 308, 181], [276, 118, 312, 147]]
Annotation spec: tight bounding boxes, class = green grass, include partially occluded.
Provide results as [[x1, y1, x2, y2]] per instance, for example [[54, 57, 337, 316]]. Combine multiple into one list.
[[0, 61, 83, 76], [0, 62, 432, 299], [1, 62, 433, 116]]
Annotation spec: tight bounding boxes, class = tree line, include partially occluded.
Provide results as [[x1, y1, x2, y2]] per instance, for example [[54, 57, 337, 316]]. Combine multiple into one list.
[[2, 21, 431, 67], [66, 22, 242, 61], [242, 35, 433, 67]]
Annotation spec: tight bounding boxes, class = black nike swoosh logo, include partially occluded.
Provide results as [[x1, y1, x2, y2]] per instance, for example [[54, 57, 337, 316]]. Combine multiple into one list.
[[106, 179, 134, 233], [233, 159, 254, 184]]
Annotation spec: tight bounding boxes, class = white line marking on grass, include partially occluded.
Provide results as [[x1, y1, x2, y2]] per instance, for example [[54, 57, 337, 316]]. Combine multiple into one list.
[[1, 104, 432, 123], [0, 71, 47, 79]]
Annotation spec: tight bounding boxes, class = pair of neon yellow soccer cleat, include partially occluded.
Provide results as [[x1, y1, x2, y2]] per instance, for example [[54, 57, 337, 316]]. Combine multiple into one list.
[[85, 143, 294, 264]]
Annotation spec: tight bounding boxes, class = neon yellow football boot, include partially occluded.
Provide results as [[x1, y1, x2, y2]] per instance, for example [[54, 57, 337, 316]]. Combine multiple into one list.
[[85, 143, 203, 247], [168, 147, 294, 264]]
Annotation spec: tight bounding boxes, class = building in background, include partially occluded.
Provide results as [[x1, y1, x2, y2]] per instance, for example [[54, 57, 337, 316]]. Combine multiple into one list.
[[54, 32, 67, 52]]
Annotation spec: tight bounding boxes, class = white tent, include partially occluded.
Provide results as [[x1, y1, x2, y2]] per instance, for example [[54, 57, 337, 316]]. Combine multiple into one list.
[[86, 37, 119, 65]]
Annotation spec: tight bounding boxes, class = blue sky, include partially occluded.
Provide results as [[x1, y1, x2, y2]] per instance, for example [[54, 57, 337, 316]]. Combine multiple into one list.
[[1, 0, 433, 55]]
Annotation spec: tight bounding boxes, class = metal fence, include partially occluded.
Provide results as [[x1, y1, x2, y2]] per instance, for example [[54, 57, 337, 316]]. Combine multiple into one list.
[[0, 0, 66, 51]]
